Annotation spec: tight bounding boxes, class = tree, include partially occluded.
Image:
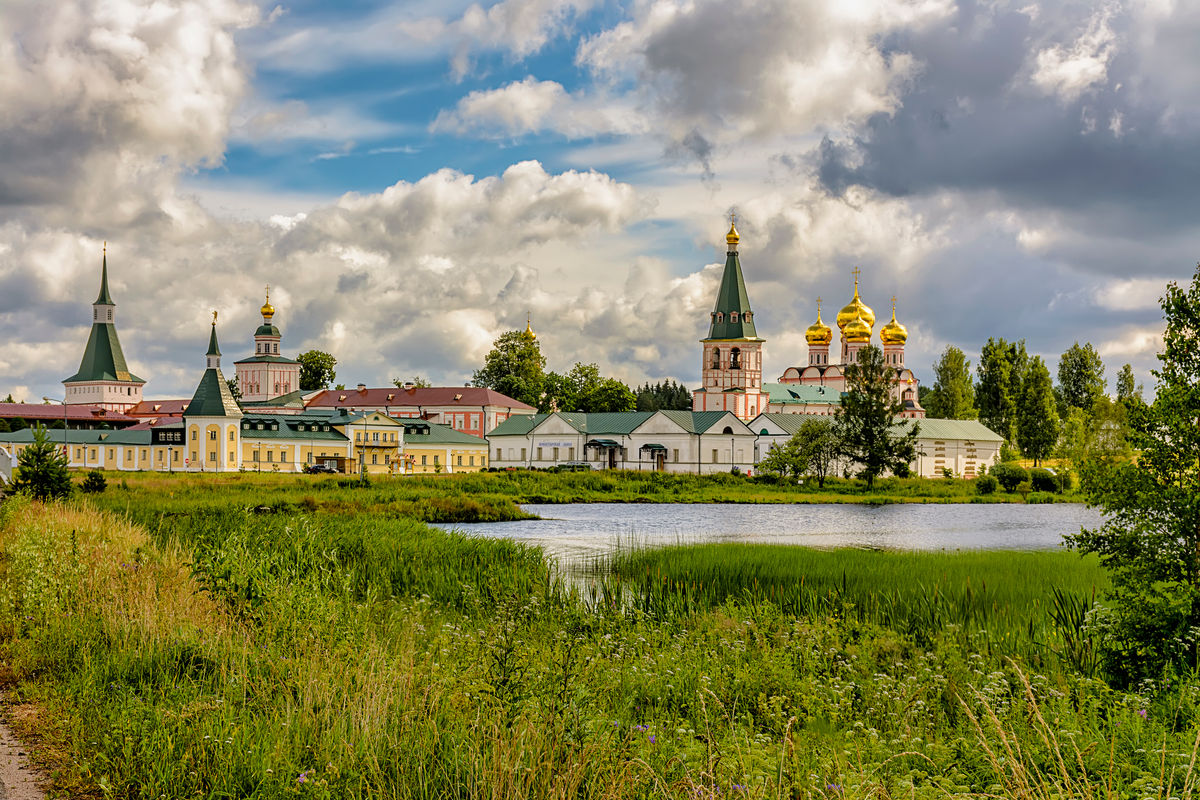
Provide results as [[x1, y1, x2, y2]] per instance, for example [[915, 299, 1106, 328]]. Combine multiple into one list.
[[9, 417, 26, 432], [2, 393, 14, 403], [12, 426, 72, 501], [636, 380, 692, 411], [1057, 341, 1106, 414], [758, 437, 805, 482], [226, 379, 242, 401], [839, 346, 920, 489], [472, 330, 546, 408], [924, 345, 977, 419], [298, 350, 338, 391], [1057, 396, 1132, 471], [393, 376, 432, 388], [1069, 265, 1200, 684], [1016, 356, 1057, 466], [795, 417, 842, 488], [1116, 363, 1143, 405], [586, 378, 636, 413], [976, 338, 1027, 441], [0, 419, 8, 433]]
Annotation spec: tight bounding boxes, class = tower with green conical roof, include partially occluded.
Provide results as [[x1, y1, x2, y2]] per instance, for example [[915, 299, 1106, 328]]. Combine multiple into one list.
[[63, 244, 146, 411], [184, 313, 243, 471], [692, 216, 768, 421]]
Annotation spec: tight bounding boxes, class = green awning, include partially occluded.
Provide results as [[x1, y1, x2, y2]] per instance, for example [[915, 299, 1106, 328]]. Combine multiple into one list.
[[639, 443, 667, 451], [584, 438, 621, 449]]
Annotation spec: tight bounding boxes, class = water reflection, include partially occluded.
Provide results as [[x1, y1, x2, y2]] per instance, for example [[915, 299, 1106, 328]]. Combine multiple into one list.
[[435, 502, 1103, 569]]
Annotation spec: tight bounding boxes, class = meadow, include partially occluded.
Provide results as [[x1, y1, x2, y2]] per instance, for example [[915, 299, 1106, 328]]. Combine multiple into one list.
[[0, 473, 1192, 799]]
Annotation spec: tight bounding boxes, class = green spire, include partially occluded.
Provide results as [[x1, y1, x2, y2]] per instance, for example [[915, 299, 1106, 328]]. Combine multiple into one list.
[[705, 220, 760, 341], [95, 243, 113, 305], [207, 312, 221, 357]]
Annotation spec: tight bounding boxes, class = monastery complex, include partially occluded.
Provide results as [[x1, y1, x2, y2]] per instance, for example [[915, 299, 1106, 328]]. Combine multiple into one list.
[[0, 223, 1001, 482]]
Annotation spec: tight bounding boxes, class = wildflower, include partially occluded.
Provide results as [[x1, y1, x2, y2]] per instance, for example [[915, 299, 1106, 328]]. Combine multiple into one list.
[[648, 735, 656, 744], [1137, 709, 1148, 719], [297, 771, 309, 785]]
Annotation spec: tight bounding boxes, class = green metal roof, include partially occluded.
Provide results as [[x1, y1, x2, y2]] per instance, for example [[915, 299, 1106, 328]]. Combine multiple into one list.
[[705, 249, 760, 341], [575, 412, 653, 435], [893, 418, 1004, 442], [763, 383, 842, 405], [405, 423, 488, 446], [658, 410, 741, 434], [64, 323, 144, 384], [239, 390, 306, 409], [95, 251, 113, 305], [240, 415, 348, 441], [0, 429, 151, 445], [487, 414, 548, 436], [584, 438, 621, 448], [185, 369, 242, 418], [254, 324, 281, 337], [753, 413, 823, 436], [206, 324, 221, 357]]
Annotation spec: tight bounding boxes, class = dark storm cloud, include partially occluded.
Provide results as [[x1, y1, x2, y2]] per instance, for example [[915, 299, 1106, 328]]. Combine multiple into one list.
[[814, 0, 1200, 268]]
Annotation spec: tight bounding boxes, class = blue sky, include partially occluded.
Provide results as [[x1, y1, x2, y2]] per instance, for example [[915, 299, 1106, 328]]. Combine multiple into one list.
[[2, 0, 1198, 403]]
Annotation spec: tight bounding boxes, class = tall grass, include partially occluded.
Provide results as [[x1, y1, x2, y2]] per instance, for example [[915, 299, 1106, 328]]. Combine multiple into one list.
[[0, 482, 1192, 799]]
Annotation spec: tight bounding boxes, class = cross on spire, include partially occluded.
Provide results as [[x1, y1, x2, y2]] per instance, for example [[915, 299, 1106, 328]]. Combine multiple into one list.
[[851, 266, 861, 285]]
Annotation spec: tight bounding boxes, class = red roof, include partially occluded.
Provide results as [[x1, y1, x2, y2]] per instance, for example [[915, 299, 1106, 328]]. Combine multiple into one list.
[[126, 399, 189, 417], [305, 386, 535, 411], [0, 403, 138, 424]]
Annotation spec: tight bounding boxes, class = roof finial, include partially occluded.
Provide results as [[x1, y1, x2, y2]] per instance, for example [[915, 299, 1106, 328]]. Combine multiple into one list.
[[725, 211, 740, 248], [524, 311, 536, 340], [212, 310, 218, 325], [816, 296, 823, 317], [103, 240, 107, 255], [891, 295, 897, 316]]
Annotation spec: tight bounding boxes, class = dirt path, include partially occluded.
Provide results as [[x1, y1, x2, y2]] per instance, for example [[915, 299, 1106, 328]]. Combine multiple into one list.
[[0, 697, 45, 800]]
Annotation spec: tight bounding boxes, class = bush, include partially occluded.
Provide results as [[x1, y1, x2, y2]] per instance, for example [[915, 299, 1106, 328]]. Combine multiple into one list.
[[12, 426, 72, 501], [81, 469, 107, 494], [1029, 467, 1058, 493], [940, 467, 954, 479], [975, 475, 998, 495], [990, 462, 1029, 493]]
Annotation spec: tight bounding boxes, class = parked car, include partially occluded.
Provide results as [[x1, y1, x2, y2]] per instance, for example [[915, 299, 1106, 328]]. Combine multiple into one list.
[[304, 463, 337, 474]]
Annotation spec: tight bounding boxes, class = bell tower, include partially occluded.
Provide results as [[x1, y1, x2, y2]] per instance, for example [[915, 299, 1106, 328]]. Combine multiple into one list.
[[692, 215, 768, 420]]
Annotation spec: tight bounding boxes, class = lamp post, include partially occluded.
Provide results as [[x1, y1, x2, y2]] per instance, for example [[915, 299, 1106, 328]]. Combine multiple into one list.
[[42, 396, 68, 464]]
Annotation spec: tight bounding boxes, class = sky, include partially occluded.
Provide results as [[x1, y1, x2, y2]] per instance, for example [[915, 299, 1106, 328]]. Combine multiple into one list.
[[2, 0, 1197, 403]]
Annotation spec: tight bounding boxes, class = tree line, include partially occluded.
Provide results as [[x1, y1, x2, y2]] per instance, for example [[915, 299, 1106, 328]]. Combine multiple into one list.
[[922, 339, 1142, 467]]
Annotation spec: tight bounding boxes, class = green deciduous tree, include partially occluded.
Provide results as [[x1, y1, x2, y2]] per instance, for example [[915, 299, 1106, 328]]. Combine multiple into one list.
[[226, 379, 242, 401], [924, 345, 977, 419], [472, 330, 546, 408], [795, 417, 842, 488], [393, 376, 432, 388], [1057, 342, 1106, 414], [298, 350, 338, 391], [976, 338, 1027, 441], [13, 426, 72, 501], [586, 378, 636, 413], [1017, 356, 1058, 466], [1116, 363, 1143, 406], [1070, 265, 1200, 685], [758, 438, 805, 483], [839, 345, 920, 489]]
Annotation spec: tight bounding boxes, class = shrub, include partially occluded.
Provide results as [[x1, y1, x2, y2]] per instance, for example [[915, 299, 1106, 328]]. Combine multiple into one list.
[[990, 462, 1028, 493], [1029, 467, 1058, 493], [12, 426, 72, 501], [975, 475, 998, 495], [940, 467, 954, 479], [81, 470, 107, 494]]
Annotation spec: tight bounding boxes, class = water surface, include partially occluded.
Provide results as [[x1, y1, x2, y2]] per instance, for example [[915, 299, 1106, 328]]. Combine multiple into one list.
[[436, 502, 1103, 567]]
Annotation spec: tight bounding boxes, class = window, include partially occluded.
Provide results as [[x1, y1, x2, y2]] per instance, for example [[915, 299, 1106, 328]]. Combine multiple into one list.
[[730, 312, 738, 323], [371, 454, 377, 465], [457, 455, 463, 466], [673, 449, 679, 462], [716, 312, 724, 323], [469, 456, 475, 466], [433, 455, 439, 465], [384, 454, 390, 465], [712, 449, 718, 463], [421, 455, 427, 466], [267, 451, 275, 463], [174, 451, 180, 463], [711, 349, 721, 369], [552, 447, 559, 461], [229, 430, 235, 441], [730, 348, 741, 369], [253, 450, 260, 462], [191, 430, 197, 441], [537, 447, 543, 461], [495, 448, 501, 460], [520, 447, 526, 461], [568, 447, 575, 460], [372, 432, 379, 442]]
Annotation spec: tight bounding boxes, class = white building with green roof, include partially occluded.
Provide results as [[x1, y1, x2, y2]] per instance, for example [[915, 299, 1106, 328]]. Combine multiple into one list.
[[487, 410, 757, 473]]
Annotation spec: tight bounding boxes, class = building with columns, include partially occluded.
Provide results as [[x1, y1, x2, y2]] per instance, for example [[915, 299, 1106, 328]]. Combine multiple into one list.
[[234, 289, 301, 403], [63, 247, 145, 411], [691, 219, 769, 420]]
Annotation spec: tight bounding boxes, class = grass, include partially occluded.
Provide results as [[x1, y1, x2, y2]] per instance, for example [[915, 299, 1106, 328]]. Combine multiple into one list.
[[0, 475, 1192, 799]]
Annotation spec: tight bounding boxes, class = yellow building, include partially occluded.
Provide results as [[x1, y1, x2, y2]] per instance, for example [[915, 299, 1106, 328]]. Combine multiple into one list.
[[398, 419, 488, 474]]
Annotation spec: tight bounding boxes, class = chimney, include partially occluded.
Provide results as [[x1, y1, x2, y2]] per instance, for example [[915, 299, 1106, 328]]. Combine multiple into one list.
[[357, 383, 367, 393]]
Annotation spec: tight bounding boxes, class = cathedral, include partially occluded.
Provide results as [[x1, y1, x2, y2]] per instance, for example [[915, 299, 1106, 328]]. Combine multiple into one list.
[[692, 219, 924, 421]]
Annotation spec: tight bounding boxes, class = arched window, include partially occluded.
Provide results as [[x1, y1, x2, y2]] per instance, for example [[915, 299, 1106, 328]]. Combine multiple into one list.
[[730, 312, 739, 323], [716, 312, 724, 324], [722, 426, 734, 435], [730, 348, 741, 369], [711, 349, 721, 369], [744, 312, 752, 323]]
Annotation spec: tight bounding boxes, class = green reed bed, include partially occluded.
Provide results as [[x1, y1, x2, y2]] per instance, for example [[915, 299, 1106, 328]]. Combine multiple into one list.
[[598, 545, 1109, 673]]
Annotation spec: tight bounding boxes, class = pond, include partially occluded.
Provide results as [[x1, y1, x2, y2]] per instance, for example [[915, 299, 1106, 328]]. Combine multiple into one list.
[[434, 502, 1104, 567]]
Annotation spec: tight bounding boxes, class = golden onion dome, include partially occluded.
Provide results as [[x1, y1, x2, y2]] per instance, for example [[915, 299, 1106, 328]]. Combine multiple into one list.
[[805, 300, 832, 346], [524, 314, 537, 340], [880, 298, 908, 345], [836, 270, 875, 331], [726, 220, 740, 247], [843, 314, 872, 343], [261, 287, 275, 320]]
